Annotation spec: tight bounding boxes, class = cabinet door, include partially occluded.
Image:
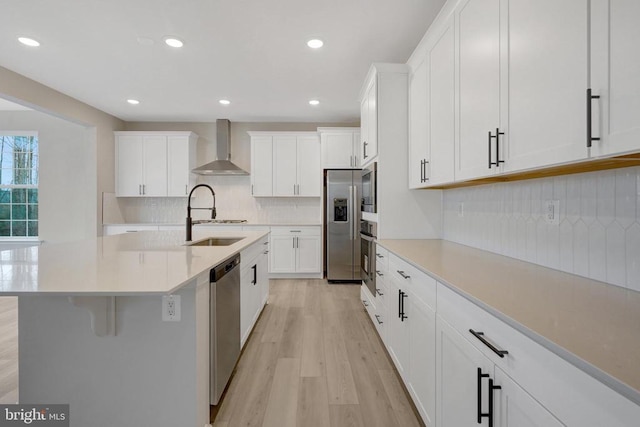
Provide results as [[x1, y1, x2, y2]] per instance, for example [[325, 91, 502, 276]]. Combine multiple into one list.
[[408, 297, 436, 426], [362, 80, 378, 163], [258, 249, 269, 305], [387, 280, 410, 379], [240, 263, 256, 347], [591, 0, 640, 157], [142, 136, 168, 196], [296, 235, 321, 273], [352, 132, 361, 168], [116, 135, 143, 196], [167, 136, 190, 197], [360, 95, 369, 164], [409, 57, 429, 189], [321, 133, 354, 169], [504, 0, 588, 172], [296, 136, 321, 197], [269, 235, 296, 273], [250, 136, 273, 197], [273, 136, 297, 196], [455, 0, 502, 181], [436, 316, 494, 427], [494, 367, 564, 427], [428, 17, 456, 186]]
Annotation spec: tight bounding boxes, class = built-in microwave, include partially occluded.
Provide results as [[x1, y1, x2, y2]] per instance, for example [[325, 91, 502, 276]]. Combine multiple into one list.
[[361, 162, 377, 213]]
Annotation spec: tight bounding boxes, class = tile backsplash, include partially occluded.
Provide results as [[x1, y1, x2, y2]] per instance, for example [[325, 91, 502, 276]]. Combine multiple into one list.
[[443, 166, 640, 292], [111, 176, 321, 225]]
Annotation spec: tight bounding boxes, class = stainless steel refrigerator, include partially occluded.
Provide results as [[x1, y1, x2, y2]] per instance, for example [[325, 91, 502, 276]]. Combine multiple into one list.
[[324, 170, 362, 282]]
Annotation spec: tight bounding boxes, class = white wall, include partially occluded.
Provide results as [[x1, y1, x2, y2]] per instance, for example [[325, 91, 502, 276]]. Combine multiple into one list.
[[443, 166, 640, 291], [0, 66, 125, 237], [0, 111, 94, 244], [115, 121, 359, 224]]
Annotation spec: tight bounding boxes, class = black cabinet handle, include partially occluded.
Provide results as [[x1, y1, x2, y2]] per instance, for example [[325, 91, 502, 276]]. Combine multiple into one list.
[[469, 329, 509, 358], [374, 314, 383, 325], [487, 378, 501, 427], [488, 129, 505, 168], [587, 88, 601, 148], [477, 368, 490, 423], [376, 253, 384, 259], [397, 270, 410, 279], [251, 264, 257, 285], [422, 159, 429, 182], [376, 287, 384, 296], [362, 299, 369, 307], [400, 291, 408, 322], [398, 289, 402, 319], [420, 159, 424, 183], [488, 131, 493, 169], [363, 141, 368, 159], [495, 128, 504, 166], [375, 270, 383, 277]]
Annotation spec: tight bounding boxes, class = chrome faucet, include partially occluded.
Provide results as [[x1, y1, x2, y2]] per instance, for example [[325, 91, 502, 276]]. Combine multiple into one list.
[[186, 184, 216, 241]]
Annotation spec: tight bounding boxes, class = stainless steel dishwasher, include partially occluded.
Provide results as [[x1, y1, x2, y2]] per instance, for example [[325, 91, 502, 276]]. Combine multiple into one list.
[[210, 254, 241, 405]]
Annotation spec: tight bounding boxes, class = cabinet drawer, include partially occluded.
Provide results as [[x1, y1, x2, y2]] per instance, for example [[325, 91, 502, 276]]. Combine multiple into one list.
[[437, 283, 640, 426], [270, 226, 320, 236], [241, 235, 269, 266], [375, 246, 389, 273], [389, 253, 436, 310]]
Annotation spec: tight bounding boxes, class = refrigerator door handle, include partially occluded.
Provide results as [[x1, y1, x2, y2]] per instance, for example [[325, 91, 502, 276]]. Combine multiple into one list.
[[348, 185, 354, 240], [352, 185, 358, 241]]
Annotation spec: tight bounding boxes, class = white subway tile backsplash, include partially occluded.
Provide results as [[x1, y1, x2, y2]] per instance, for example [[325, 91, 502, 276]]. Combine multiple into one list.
[[114, 178, 321, 225], [443, 166, 640, 290]]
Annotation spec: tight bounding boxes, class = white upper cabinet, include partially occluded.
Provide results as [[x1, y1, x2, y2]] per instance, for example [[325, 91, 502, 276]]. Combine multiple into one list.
[[115, 132, 197, 197], [167, 135, 197, 197], [360, 77, 378, 166], [409, 58, 429, 189], [455, 0, 503, 181], [319, 128, 361, 169], [427, 15, 455, 186], [273, 135, 298, 196], [295, 135, 322, 197], [249, 132, 321, 197], [503, 0, 589, 172], [250, 136, 273, 197], [590, 0, 640, 158]]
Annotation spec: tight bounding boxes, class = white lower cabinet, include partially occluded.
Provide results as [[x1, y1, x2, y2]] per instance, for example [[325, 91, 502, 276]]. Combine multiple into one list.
[[269, 226, 321, 274], [367, 248, 640, 427], [240, 235, 269, 348]]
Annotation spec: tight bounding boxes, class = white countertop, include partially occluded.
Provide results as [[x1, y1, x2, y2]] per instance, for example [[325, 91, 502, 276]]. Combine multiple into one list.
[[103, 222, 322, 226], [0, 230, 268, 296], [378, 239, 640, 405]]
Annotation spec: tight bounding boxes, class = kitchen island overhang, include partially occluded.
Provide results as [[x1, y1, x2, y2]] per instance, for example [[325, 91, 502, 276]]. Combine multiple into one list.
[[2, 230, 269, 427]]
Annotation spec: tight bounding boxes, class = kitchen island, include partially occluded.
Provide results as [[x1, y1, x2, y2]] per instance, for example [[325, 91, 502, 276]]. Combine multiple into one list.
[[0, 229, 269, 427]]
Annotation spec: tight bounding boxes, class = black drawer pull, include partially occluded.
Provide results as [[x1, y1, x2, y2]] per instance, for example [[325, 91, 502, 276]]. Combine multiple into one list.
[[397, 270, 410, 279], [376, 270, 383, 277], [374, 314, 383, 325], [362, 300, 369, 307], [469, 329, 509, 358], [376, 288, 384, 296]]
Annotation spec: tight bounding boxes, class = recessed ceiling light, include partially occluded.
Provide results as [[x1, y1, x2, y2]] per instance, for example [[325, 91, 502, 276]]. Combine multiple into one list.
[[219, 99, 231, 105], [18, 37, 40, 47], [127, 99, 140, 105], [307, 39, 323, 49], [309, 99, 320, 106], [164, 37, 184, 48]]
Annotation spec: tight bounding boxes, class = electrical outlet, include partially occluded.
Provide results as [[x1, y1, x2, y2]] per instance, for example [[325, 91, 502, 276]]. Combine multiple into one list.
[[162, 295, 181, 321], [544, 200, 560, 225], [457, 202, 464, 217]]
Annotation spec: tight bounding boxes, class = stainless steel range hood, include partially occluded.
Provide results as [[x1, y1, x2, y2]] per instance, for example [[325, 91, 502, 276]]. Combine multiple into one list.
[[192, 119, 249, 175]]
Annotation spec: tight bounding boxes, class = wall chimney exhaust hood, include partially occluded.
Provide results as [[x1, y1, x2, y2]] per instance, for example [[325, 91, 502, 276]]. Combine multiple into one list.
[[192, 119, 249, 175]]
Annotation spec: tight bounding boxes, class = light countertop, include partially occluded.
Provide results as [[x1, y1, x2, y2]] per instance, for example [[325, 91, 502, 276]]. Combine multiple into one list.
[[103, 222, 322, 227], [0, 230, 268, 296], [378, 239, 640, 405]]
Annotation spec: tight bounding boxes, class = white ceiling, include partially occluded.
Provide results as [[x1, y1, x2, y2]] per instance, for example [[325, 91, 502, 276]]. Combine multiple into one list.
[[0, 98, 32, 111], [0, 0, 445, 123]]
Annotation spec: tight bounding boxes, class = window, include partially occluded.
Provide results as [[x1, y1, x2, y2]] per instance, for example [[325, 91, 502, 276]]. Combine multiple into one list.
[[0, 132, 38, 238]]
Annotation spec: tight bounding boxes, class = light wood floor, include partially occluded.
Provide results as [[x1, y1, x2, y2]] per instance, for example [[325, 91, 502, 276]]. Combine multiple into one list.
[[0, 296, 18, 404], [213, 279, 424, 427]]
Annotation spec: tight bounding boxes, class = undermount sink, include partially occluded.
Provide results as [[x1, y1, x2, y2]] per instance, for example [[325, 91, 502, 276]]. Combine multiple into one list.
[[187, 237, 243, 247]]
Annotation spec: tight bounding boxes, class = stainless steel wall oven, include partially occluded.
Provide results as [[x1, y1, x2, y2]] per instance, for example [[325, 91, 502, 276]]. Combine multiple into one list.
[[360, 219, 377, 296]]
